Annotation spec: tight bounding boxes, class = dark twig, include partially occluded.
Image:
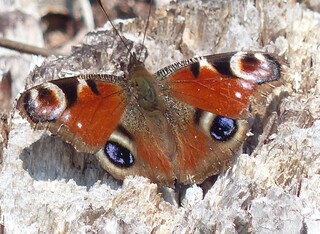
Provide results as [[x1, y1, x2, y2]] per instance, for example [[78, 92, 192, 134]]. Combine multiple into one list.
[[0, 37, 66, 57]]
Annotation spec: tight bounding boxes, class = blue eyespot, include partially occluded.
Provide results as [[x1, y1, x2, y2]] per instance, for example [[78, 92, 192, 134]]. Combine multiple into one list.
[[104, 141, 134, 167], [210, 116, 237, 141]]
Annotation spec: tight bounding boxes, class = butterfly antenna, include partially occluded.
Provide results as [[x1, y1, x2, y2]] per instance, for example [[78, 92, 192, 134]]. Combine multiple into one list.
[[97, 0, 134, 58], [138, 0, 153, 61]]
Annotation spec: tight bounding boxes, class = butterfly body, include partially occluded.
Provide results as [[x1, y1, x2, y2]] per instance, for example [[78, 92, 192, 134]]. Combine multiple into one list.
[[17, 50, 281, 187]]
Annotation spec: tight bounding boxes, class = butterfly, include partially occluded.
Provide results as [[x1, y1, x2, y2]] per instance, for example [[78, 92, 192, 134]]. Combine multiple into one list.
[[16, 2, 282, 188]]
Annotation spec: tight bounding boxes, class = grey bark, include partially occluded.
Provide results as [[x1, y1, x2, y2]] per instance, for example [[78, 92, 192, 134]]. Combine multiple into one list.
[[0, 0, 320, 233]]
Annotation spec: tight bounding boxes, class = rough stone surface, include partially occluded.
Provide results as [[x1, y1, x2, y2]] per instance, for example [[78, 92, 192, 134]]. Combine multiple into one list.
[[0, 0, 320, 233]]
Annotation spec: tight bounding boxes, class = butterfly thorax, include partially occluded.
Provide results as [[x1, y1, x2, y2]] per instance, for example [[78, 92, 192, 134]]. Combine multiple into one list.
[[129, 63, 162, 112]]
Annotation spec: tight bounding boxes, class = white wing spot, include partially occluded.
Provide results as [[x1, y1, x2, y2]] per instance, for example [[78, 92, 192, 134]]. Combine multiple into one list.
[[77, 122, 82, 129], [199, 58, 216, 70], [235, 92, 242, 99]]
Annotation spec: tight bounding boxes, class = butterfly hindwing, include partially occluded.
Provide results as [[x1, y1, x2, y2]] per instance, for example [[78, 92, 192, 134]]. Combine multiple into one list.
[[170, 114, 249, 184]]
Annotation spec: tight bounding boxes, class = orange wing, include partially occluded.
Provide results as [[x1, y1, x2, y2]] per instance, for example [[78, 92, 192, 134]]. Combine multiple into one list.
[[160, 52, 281, 118], [156, 52, 282, 184], [17, 75, 129, 154]]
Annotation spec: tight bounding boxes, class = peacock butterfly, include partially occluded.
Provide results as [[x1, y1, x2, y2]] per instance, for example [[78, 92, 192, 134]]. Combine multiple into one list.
[[16, 2, 282, 187]]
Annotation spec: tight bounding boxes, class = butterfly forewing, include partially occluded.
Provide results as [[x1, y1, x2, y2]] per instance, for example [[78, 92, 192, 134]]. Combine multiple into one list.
[[17, 75, 129, 154], [158, 52, 281, 119]]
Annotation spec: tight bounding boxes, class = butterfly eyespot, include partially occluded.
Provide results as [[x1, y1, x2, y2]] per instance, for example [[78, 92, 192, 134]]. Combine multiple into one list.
[[230, 52, 281, 83], [104, 140, 134, 167], [22, 83, 67, 122], [210, 116, 237, 141]]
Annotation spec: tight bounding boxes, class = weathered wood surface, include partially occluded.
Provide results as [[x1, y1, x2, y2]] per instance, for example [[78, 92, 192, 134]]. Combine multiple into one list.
[[0, 0, 320, 233]]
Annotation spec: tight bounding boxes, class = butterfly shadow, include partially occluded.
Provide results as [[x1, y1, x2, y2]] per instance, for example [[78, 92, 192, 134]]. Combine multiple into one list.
[[19, 134, 122, 190], [244, 89, 289, 155], [18, 135, 196, 206]]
